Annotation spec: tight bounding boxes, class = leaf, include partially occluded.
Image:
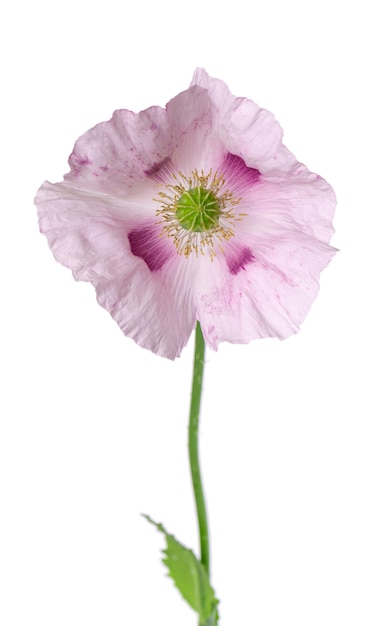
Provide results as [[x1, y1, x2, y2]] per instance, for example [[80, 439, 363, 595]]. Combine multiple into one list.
[[143, 514, 219, 625]]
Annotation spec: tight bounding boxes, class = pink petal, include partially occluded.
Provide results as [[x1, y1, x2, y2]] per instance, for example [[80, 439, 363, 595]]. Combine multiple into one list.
[[236, 171, 336, 245], [197, 233, 336, 350], [65, 106, 171, 195], [100, 255, 197, 359], [166, 84, 223, 173], [36, 181, 196, 359], [192, 68, 299, 176]]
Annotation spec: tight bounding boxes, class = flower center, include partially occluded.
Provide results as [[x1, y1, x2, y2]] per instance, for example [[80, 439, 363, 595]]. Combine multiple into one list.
[[175, 187, 221, 232], [155, 169, 244, 259]]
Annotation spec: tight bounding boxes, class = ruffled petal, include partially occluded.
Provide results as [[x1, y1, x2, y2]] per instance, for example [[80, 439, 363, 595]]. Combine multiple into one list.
[[191, 68, 299, 176], [65, 106, 171, 195], [36, 181, 196, 359], [196, 232, 336, 350], [97, 253, 197, 359], [235, 170, 336, 245], [166, 84, 224, 173]]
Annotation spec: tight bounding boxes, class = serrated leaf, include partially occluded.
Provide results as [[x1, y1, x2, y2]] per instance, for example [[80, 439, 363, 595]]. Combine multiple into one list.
[[143, 514, 219, 625]]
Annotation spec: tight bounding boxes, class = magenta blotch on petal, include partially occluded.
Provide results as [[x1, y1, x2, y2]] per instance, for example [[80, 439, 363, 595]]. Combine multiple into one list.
[[128, 225, 174, 271], [220, 153, 260, 193], [35, 69, 336, 359], [226, 246, 255, 275]]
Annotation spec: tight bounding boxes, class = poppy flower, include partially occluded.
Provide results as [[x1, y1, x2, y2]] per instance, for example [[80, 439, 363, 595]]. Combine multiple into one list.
[[35, 69, 336, 359]]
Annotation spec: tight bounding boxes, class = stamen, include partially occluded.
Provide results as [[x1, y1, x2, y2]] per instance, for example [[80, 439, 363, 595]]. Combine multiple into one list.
[[155, 168, 244, 259]]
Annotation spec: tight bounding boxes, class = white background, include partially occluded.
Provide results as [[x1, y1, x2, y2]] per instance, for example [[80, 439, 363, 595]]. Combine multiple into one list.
[[0, 1, 376, 625]]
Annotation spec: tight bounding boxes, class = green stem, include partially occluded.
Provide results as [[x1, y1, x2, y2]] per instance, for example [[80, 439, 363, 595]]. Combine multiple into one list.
[[188, 322, 210, 576]]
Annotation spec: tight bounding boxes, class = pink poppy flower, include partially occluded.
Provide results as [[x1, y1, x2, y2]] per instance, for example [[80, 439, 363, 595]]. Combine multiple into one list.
[[35, 69, 336, 359]]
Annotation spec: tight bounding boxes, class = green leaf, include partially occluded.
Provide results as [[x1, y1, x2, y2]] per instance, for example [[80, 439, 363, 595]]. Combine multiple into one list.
[[143, 514, 219, 625]]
